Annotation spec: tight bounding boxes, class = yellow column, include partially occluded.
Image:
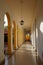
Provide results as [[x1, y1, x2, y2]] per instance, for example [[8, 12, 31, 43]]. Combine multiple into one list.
[[8, 23, 12, 54], [13, 21, 17, 49]]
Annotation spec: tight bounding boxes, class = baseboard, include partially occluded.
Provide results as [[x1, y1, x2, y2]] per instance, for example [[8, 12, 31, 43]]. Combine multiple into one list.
[[0, 59, 5, 65], [36, 55, 43, 65]]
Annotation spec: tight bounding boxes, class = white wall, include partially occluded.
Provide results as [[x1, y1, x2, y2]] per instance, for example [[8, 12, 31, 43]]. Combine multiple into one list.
[[31, 0, 43, 61], [36, 0, 43, 61], [0, 13, 5, 62], [31, 23, 36, 49], [31, 25, 34, 47]]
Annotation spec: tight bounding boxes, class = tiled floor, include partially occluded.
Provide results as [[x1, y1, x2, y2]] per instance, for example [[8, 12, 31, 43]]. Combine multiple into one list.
[[4, 42, 38, 65]]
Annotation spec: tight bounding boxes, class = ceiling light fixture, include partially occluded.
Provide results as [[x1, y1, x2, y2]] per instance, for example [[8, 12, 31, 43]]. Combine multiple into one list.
[[20, 0, 24, 25]]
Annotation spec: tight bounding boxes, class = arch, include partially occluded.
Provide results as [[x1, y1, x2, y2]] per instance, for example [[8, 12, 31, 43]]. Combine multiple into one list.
[[5, 12, 11, 26], [4, 12, 11, 54]]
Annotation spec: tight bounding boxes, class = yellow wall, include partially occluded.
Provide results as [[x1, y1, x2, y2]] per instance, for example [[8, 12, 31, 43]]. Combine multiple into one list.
[[17, 25, 24, 47]]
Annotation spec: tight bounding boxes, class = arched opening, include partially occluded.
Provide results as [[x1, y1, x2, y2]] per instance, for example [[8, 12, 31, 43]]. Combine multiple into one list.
[[4, 12, 11, 54], [4, 13, 8, 54], [25, 33, 31, 42]]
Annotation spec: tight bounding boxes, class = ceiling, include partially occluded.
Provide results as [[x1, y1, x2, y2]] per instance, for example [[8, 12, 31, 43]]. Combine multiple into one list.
[[10, 0, 37, 31], [17, 0, 37, 30], [0, 0, 37, 31]]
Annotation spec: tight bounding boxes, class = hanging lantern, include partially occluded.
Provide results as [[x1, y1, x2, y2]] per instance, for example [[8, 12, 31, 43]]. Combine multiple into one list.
[[20, 20, 24, 25], [20, 0, 24, 25]]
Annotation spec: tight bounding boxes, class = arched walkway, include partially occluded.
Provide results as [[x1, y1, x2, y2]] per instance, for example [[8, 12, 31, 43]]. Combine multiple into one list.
[[4, 12, 11, 54]]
